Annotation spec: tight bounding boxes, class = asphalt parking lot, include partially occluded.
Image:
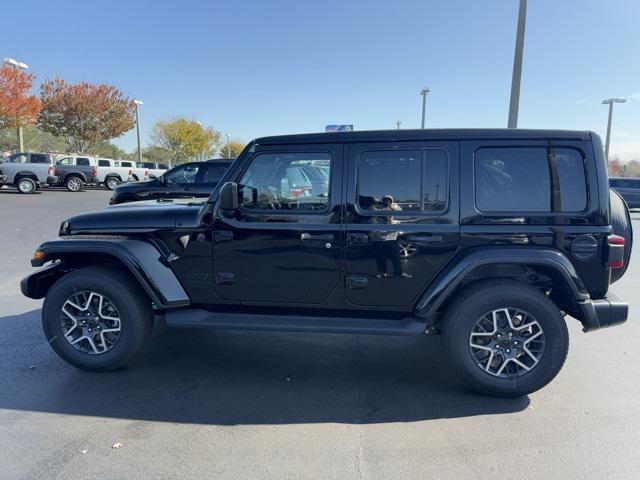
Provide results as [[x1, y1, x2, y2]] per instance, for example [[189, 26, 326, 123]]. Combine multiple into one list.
[[0, 187, 639, 480]]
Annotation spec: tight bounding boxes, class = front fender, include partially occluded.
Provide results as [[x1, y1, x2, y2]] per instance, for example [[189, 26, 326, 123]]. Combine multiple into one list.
[[414, 247, 591, 323], [24, 239, 190, 308]]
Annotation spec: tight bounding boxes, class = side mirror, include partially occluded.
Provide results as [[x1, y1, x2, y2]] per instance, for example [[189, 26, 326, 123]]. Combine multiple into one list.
[[219, 181, 239, 212]]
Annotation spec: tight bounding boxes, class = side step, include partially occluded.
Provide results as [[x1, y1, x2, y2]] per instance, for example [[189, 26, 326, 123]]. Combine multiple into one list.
[[164, 309, 428, 336]]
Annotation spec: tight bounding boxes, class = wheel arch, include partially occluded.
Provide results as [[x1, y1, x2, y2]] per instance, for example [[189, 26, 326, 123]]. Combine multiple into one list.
[[65, 172, 87, 182], [415, 248, 592, 329], [21, 239, 190, 309]]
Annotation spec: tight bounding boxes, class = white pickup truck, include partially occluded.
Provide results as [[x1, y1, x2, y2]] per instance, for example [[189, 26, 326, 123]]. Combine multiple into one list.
[[55, 156, 166, 190]]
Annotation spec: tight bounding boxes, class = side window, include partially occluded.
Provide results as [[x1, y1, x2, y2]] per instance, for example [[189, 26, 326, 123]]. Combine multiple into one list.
[[57, 157, 72, 165], [238, 152, 331, 211], [165, 164, 199, 184], [76, 157, 90, 166], [98, 160, 111, 167], [120, 161, 132, 168], [474, 147, 587, 213], [9, 154, 27, 163], [30, 154, 48, 163], [357, 149, 448, 213], [200, 164, 228, 184]]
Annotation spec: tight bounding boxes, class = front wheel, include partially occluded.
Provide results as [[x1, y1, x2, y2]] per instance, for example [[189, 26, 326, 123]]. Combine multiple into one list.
[[65, 176, 84, 192], [42, 266, 152, 371], [442, 280, 569, 397], [105, 177, 121, 190]]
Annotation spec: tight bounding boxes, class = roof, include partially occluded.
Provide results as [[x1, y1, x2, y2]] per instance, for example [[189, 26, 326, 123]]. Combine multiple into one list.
[[254, 128, 593, 145]]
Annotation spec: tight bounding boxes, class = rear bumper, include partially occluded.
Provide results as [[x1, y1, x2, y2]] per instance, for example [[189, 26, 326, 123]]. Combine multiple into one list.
[[578, 292, 628, 332]]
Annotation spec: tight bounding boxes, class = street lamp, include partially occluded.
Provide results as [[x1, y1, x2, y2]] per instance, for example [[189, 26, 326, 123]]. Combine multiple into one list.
[[396, 121, 401, 130], [601, 98, 627, 163], [133, 100, 143, 164], [507, 0, 527, 128], [225, 133, 231, 158], [420, 87, 430, 129], [3, 57, 29, 152]]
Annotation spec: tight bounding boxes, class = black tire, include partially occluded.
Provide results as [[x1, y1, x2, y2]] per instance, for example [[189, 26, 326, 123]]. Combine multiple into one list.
[[442, 280, 569, 397], [65, 175, 84, 192], [105, 176, 121, 190], [17, 177, 37, 194], [609, 188, 632, 283], [42, 266, 152, 371]]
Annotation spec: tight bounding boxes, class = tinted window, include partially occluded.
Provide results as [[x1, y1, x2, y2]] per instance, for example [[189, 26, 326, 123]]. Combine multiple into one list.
[[200, 164, 228, 184], [158, 164, 169, 170], [165, 164, 199, 184], [357, 149, 448, 213], [57, 157, 72, 165], [30, 154, 49, 163], [475, 147, 587, 212], [9, 154, 27, 163], [77, 157, 90, 166], [120, 162, 133, 167], [98, 160, 111, 167], [238, 152, 331, 211], [140, 162, 155, 168]]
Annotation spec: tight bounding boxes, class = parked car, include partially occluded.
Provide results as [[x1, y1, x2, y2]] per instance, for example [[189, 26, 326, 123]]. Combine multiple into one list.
[[0, 152, 58, 193], [138, 161, 172, 174], [109, 160, 231, 204], [22, 129, 631, 397], [609, 177, 640, 208], [53, 156, 100, 192], [114, 160, 164, 182]]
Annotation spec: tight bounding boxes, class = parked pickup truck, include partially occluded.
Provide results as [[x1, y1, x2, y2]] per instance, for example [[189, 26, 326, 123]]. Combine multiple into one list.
[[0, 152, 58, 193], [113, 160, 166, 183], [54, 155, 100, 192], [55, 156, 157, 190]]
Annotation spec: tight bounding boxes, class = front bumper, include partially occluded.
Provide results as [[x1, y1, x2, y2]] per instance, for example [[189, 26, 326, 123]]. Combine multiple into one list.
[[578, 291, 628, 332], [46, 175, 58, 185]]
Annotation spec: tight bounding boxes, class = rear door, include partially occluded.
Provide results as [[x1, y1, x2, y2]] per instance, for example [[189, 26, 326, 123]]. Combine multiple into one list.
[[344, 141, 459, 307]]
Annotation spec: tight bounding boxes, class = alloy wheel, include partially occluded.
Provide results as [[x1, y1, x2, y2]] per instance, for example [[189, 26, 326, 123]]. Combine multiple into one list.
[[59, 291, 122, 355], [18, 180, 34, 193], [469, 307, 545, 378], [67, 178, 82, 192]]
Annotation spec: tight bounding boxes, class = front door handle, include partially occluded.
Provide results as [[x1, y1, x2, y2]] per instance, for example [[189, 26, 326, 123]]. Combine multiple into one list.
[[300, 233, 334, 241], [406, 234, 443, 245]]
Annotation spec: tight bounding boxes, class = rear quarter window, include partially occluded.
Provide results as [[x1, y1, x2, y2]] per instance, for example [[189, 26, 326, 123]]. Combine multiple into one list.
[[474, 147, 587, 213]]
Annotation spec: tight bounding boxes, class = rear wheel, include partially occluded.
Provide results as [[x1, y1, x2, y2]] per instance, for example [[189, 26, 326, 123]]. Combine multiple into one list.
[[42, 266, 152, 371], [442, 280, 569, 397], [17, 177, 37, 194], [65, 176, 84, 192]]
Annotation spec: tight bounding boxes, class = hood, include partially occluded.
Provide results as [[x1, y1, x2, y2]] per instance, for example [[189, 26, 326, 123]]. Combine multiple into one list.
[[61, 198, 207, 235]]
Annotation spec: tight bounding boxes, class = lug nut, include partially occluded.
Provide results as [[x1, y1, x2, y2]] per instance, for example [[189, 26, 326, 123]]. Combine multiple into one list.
[[497, 334, 501, 338], [506, 349, 511, 353], [514, 341, 519, 345]]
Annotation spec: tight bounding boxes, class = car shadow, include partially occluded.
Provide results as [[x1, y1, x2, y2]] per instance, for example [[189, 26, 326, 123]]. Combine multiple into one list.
[[0, 309, 529, 425]]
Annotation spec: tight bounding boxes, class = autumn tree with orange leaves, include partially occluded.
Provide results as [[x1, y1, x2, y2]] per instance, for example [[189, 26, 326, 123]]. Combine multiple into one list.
[[0, 65, 41, 139], [38, 78, 136, 153]]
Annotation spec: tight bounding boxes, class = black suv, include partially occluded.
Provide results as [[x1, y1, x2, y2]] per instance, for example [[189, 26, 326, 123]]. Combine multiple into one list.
[[110, 160, 231, 204], [609, 177, 640, 208], [21, 129, 631, 397]]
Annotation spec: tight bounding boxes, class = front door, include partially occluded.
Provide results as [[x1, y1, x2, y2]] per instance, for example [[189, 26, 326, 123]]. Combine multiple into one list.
[[344, 141, 459, 308], [211, 144, 343, 304]]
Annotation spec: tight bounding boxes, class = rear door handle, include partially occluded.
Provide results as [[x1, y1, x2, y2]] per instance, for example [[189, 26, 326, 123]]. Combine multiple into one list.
[[301, 233, 334, 241]]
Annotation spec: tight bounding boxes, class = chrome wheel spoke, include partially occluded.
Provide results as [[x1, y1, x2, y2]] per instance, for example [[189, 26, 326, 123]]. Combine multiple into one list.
[[469, 307, 545, 378], [59, 290, 121, 355]]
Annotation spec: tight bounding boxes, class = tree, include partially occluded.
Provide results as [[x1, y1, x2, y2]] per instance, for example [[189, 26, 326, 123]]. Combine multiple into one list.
[[0, 126, 67, 153], [137, 145, 173, 163], [221, 140, 246, 159], [0, 65, 41, 140], [91, 141, 130, 160], [38, 78, 136, 153], [608, 157, 621, 176], [625, 159, 640, 177], [150, 118, 221, 164]]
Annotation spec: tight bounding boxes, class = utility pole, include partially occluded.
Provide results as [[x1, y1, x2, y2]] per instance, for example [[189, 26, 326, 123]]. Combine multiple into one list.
[[420, 87, 430, 128], [602, 98, 627, 163], [3, 57, 29, 152], [507, 0, 527, 128], [396, 121, 401, 130], [226, 133, 231, 158], [133, 100, 143, 163]]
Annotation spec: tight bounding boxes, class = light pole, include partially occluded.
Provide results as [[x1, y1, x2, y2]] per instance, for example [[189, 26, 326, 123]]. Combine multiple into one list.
[[133, 100, 143, 163], [602, 98, 627, 163], [396, 121, 401, 130], [507, 0, 527, 128], [420, 87, 430, 129], [3, 57, 29, 152], [225, 133, 231, 158]]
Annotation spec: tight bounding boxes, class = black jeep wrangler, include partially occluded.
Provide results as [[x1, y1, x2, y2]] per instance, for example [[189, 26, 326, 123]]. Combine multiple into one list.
[[21, 129, 632, 397]]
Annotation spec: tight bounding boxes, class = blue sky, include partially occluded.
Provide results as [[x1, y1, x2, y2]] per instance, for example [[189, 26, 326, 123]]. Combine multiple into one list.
[[4, 0, 640, 159]]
